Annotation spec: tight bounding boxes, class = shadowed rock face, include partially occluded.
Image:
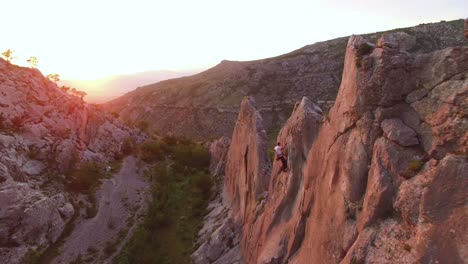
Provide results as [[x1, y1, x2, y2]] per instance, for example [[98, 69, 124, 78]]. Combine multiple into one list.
[[202, 30, 467, 263], [0, 59, 142, 263], [108, 19, 467, 140]]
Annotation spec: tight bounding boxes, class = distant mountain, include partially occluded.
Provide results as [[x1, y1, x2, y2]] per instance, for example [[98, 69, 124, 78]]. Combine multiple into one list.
[[61, 70, 199, 103], [107, 19, 467, 140]]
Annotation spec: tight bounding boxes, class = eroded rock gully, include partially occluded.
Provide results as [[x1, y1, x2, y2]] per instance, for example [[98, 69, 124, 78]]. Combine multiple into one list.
[[195, 32, 467, 264]]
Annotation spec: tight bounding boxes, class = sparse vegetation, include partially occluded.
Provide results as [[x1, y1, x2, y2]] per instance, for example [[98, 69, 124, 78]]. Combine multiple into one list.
[[11, 115, 25, 132], [104, 240, 118, 257], [70, 254, 84, 264], [136, 120, 149, 133], [27, 145, 40, 159], [0, 112, 5, 130], [355, 43, 374, 68], [121, 137, 137, 156], [113, 137, 212, 264], [111, 111, 120, 118], [66, 161, 105, 193], [27, 56, 38, 68], [24, 249, 41, 264], [408, 160, 424, 172], [2, 49, 15, 63], [60, 85, 71, 93], [46, 73, 60, 83], [404, 243, 412, 252]]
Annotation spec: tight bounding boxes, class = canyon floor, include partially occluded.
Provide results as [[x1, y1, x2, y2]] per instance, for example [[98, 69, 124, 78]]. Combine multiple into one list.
[[52, 156, 149, 264]]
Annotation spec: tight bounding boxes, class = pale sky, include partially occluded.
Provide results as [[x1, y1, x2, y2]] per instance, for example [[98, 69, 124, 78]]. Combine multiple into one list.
[[1, 0, 467, 80]]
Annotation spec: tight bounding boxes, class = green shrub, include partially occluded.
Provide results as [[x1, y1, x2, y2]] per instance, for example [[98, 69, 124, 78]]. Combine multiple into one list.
[[408, 160, 424, 172], [24, 249, 41, 264], [121, 137, 136, 156], [193, 171, 213, 199], [172, 143, 210, 168], [104, 240, 118, 256], [139, 140, 165, 163], [27, 145, 40, 159], [0, 112, 6, 130], [136, 120, 149, 133], [114, 137, 212, 264], [67, 162, 104, 193]]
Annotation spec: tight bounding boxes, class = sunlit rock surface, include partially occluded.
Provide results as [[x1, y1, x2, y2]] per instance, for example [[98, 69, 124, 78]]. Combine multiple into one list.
[[197, 28, 467, 263], [0, 59, 142, 263]]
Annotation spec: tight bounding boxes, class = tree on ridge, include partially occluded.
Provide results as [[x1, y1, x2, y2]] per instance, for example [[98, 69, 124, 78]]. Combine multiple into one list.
[[47, 73, 60, 83], [27, 56, 38, 68], [1, 49, 15, 63]]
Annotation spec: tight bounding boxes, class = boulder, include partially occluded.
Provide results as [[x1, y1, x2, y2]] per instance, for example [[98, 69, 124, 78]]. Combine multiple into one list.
[[381, 118, 419, 146]]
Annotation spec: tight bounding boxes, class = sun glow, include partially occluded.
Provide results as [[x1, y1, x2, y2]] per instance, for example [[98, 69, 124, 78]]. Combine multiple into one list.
[[1, 0, 466, 81]]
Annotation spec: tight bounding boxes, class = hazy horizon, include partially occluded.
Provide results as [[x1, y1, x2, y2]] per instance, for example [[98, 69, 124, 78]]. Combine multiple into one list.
[[60, 69, 200, 103], [2, 0, 467, 81]]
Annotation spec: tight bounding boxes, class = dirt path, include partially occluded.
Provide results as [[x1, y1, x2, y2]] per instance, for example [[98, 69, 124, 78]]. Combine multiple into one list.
[[52, 156, 149, 264]]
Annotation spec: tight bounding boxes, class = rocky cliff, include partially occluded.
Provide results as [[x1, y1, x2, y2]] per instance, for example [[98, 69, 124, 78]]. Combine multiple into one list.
[[196, 26, 467, 263], [0, 59, 141, 263], [108, 19, 467, 140]]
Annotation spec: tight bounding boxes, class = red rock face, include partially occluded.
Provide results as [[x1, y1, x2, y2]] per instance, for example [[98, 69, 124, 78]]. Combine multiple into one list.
[[224, 97, 271, 225], [290, 35, 467, 264], [221, 33, 467, 264]]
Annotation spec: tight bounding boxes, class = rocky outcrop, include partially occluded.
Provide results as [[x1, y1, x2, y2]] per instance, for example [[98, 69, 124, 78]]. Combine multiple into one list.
[[224, 97, 271, 224], [209, 137, 231, 177], [244, 97, 323, 263], [108, 19, 467, 140], [192, 136, 238, 264], [201, 29, 467, 263], [0, 59, 142, 263], [290, 33, 467, 264]]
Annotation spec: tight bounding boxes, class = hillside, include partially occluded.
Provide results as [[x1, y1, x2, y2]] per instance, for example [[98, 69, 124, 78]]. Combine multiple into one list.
[[107, 19, 467, 140], [0, 59, 144, 264], [61, 69, 198, 103]]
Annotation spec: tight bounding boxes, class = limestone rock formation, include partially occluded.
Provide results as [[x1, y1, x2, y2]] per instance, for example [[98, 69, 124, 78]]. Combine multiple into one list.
[[244, 96, 323, 263], [192, 136, 240, 264], [200, 29, 467, 263], [209, 136, 231, 177], [0, 59, 142, 263], [290, 33, 467, 264], [224, 97, 271, 224], [108, 19, 467, 140]]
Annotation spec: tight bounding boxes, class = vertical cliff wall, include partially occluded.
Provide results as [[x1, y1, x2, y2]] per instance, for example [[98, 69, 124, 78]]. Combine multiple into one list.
[[208, 29, 467, 264], [289, 33, 467, 264]]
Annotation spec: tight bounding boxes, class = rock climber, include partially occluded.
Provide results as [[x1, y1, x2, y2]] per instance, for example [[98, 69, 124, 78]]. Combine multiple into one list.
[[274, 142, 288, 172]]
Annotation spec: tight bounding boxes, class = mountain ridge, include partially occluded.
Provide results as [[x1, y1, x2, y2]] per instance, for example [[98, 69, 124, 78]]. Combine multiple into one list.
[[107, 19, 467, 140]]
